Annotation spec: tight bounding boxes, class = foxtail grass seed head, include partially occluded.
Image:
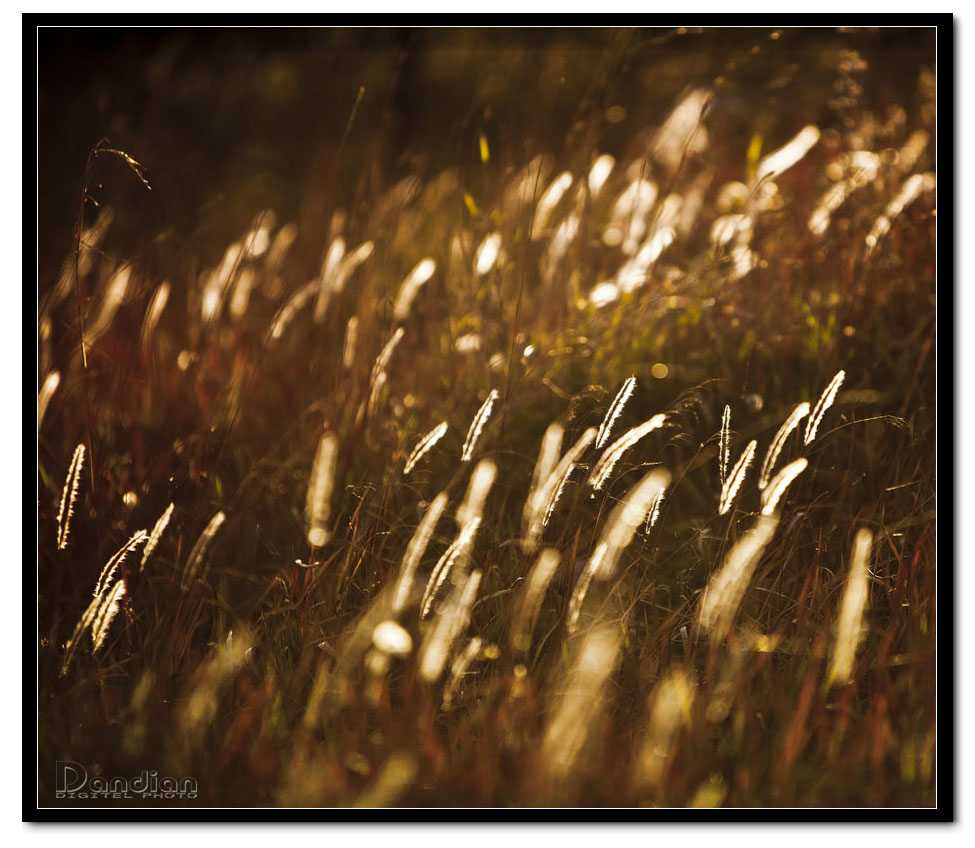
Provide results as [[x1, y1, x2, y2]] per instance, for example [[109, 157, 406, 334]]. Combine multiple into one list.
[[541, 622, 622, 780], [181, 628, 253, 743], [522, 423, 564, 545], [533, 171, 573, 238], [697, 514, 779, 637], [181, 512, 226, 590], [94, 530, 147, 598], [267, 278, 318, 344], [371, 326, 405, 385], [633, 668, 695, 790], [342, 316, 359, 370], [60, 595, 101, 677], [588, 153, 615, 196], [653, 87, 711, 171], [314, 236, 345, 322], [419, 569, 482, 682], [461, 389, 499, 462], [306, 431, 339, 548], [420, 518, 481, 620], [443, 636, 483, 709], [718, 439, 757, 515], [404, 421, 448, 476], [865, 173, 932, 256], [456, 459, 496, 527], [592, 467, 671, 581], [511, 549, 560, 651], [755, 125, 820, 184], [539, 427, 598, 532], [334, 240, 374, 293], [139, 281, 170, 351], [85, 265, 131, 348], [475, 233, 501, 275], [353, 753, 417, 809], [90, 579, 127, 653], [589, 414, 666, 492], [826, 529, 873, 689], [38, 370, 61, 429], [760, 457, 808, 516], [393, 491, 449, 614], [719, 405, 731, 485], [56, 444, 85, 550], [140, 502, 175, 570], [759, 402, 810, 490], [804, 369, 845, 446], [644, 485, 667, 532], [372, 620, 413, 658], [596, 376, 636, 450], [393, 258, 436, 322]]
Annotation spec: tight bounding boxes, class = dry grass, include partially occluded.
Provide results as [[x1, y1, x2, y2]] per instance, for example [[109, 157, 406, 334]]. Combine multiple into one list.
[[36, 27, 938, 810]]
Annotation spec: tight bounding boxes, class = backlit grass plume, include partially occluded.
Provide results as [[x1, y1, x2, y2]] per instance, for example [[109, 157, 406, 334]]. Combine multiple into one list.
[[511, 548, 561, 652], [718, 439, 757, 515], [91, 579, 127, 653], [595, 376, 636, 450], [760, 457, 809, 516], [181, 511, 226, 590], [718, 404, 731, 486], [759, 402, 809, 490], [541, 622, 622, 781], [461, 389, 499, 462], [805, 369, 845, 446], [420, 517, 481, 620], [538, 426, 598, 532], [305, 430, 339, 549], [522, 422, 564, 550], [589, 414, 666, 492], [56, 443, 85, 550], [392, 491, 448, 614], [826, 529, 873, 689], [419, 569, 482, 682], [697, 514, 779, 637], [403, 421, 448, 476], [140, 502, 174, 571]]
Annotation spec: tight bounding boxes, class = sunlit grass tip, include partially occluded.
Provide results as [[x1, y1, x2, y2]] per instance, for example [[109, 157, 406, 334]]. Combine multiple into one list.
[[56, 443, 85, 550], [461, 389, 499, 462], [826, 528, 873, 689], [718, 439, 757, 515], [595, 376, 636, 450], [140, 502, 175, 571], [403, 421, 448, 476], [804, 369, 845, 445], [589, 414, 666, 492], [306, 431, 339, 548], [759, 402, 809, 490], [760, 457, 808, 515]]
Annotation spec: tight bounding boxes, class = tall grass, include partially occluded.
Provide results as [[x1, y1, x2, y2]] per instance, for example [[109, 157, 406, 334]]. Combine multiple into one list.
[[36, 28, 937, 810]]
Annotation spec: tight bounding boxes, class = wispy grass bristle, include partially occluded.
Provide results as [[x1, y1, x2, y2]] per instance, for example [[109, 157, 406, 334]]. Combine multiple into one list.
[[589, 414, 666, 492], [140, 502, 174, 571], [595, 376, 636, 450], [403, 421, 448, 476], [760, 458, 809, 515], [826, 529, 873, 689], [56, 443, 85, 550], [718, 439, 757, 515], [305, 431, 339, 548], [804, 369, 845, 446], [759, 402, 809, 490], [461, 389, 499, 462]]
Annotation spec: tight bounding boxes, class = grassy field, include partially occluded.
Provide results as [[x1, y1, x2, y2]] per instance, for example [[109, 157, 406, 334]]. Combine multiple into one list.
[[36, 27, 938, 809]]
